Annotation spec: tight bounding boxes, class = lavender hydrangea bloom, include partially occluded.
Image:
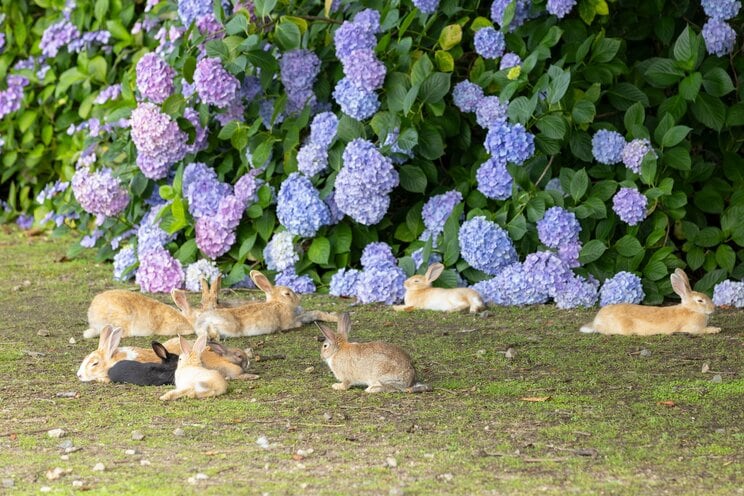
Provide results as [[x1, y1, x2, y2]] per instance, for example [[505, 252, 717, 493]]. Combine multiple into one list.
[[554, 275, 599, 309], [621, 139, 655, 174], [522, 251, 574, 298], [334, 18, 377, 63], [472, 263, 544, 306], [178, 0, 213, 25], [558, 241, 582, 268], [15, 214, 34, 230], [474, 27, 506, 59], [280, 49, 321, 104], [537, 206, 581, 249], [137, 207, 174, 254], [701, 0, 741, 20], [476, 158, 513, 200], [413, 0, 440, 14], [113, 246, 137, 282], [484, 123, 535, 165], [194, 57, 240, 108], [215, 98, 245, 126], [136, 246, 184, 293], [275, 268, 316, 294], [452, 81, 484, 113], [361, 242, 397, 269], [182, 162, 231, 219], [94, 84, 122, 104], [712, 280, 744, 307], [297, 142, 329, 177], [612, 188, 647, 226], [383, 128, 415, 164], [500, 52, 522, 70], [599, 271, 644, 306], [0, 75, 29, 119], [352, 8, 381, 32], [702, 18, 737, 57], [110, 229, 136, 251], [216, 194, 245, 229], [309, 112, 339, 148], [411, 248, 443, 270], [547, 0, 577, 18], [0, 33, 4, 54], [330, 268, 361, 297], [183, 107, 209, 154], [421, 190, 463, 239], [196, 13, 223, 39], [263, 231, 298, 272], [356, 266, 406, 304], [185, 259, 221, 292], [130, 103, 187, 179], [545, 177, 565, 196], [81, 229, 104, 248], [276, 173, 331, 237], [36, 180, 70, 203], [40, 20, 80, 58], [591, 130, 626, 165], [241, 75, 262, 101], [72, 168, 130, 217], [342, 49, 387, 91], [332, 77, 381, 121], [459, 216, 517, 275], [234, 170, 262, 206], [195, 216, 236, 259], [491, 0, 531, 30], [135, 53, 175, 103], [475, 96, 509, 129]]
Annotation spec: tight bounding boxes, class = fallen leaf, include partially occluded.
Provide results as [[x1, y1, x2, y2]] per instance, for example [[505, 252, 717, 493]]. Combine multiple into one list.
[[520, 396, 551, 402], [657, 401, 676, 407]]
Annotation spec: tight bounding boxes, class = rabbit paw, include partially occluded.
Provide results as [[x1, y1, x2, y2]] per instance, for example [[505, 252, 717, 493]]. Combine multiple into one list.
[[331, 382, 350, 391], [83, 328, 99, 339], [235, 373, 260, 380], [704, 326, 721, 334]]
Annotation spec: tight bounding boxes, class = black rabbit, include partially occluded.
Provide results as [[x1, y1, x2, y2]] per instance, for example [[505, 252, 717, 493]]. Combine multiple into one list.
[[108, 342, 178, 386]]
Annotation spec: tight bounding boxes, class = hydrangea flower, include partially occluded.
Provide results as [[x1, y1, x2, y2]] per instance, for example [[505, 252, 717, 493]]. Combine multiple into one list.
[[0, 75, 29, 119], [591, 129, 626, 165], [475, 96, 508, 129], [334, 14, 377, 63], [280, 49, 321, 107], [452, 80, 484, 113], [330, 268, 361, 297], [411, 248, 443, 270], [259, 99, 285, 128], [215, 98, 245, 126], [547, 0, 577, 18], [309, 112, 339, 148], [194, 57, 240, 108], [712, 280, 744, 307], [130, 103, 187, 179], [352, 8, 381, 33], [136, 246, 184, 293], [40, 20, 80, 58], [275, 268, 316, 294], [324, 191, 345, 225], [484, 123, 535, 165], [94, 84, 122, 104], [196, 13, 223, 39], [558, 241, 582, 268], [491, 0, 531, 30], [178, 0, 213, 25], [522, 251, 574, 299], [234, 169, 262, 206], [599, 271, 644, 306], [263, 231, 299, 272], [554, 275, 599, 309], [297, 142, 329, 177], [474, 27, 506, 59], [421, 190, 463, 240], [476, 158, 513, 200], [72, 168, 130, 217], [332, 77, 381, 121], [36, 180, 70, 203], [702, 18, 737, 57], [135, 53, 175, 103], [612, 187, 647, 226], [472, 263, 545, 306], [183, 107, 209, 154], [545, 177, 565, 196], [342, 49, 387, 91], [459, 216, 517, 275], [195, 216, 236, 259], [413, 0, 440, 14], [621, 139, 655, 174], [500, 52, 522, 70], [241, 75, 262, 102], [182, 162, 231, 219], [113, 246, 137, 282], [81, 229, 104, 248], [15, 214, 34, 230], [137, 206, 175, 254], [276, 173, 331, 237], [185, 259, 221, 292], [361, 242, 397, 269], [356, 266, 406, 304], [537, 206, 581, 249], [216, 194, 245, 229], [701, 0, 741, 20]]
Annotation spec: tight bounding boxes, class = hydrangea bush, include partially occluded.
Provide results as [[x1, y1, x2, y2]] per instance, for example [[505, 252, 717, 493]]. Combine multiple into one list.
[[3, 0, 744, 307]]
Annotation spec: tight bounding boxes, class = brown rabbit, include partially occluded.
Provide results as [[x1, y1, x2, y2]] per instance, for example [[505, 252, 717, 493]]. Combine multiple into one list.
[[318, 313, 429, 393], [77, 326, 161, 382], [160, 337, 258, 380], [194, 270, 337, 340], [580, 269, 721, 336], [159, 335, 228, 401], [394, 263, 485, 313]]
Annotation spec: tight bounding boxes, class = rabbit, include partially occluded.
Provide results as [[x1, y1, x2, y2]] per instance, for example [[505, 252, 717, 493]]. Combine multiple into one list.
[[107, 341, 178, 386], [194, 270, 338, 340], [394, 263, 485, 313], [160, 337, 259, 380], [317, 313, 430, 393], [77, 325, 161, 383], [580, 269, 722, 336], [83, 289, 198, 339], [159, 335, 228, 401]]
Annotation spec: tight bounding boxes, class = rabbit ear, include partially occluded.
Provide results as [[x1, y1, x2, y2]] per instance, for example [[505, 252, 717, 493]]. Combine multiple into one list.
[[106, 327, 123, 358], [151, 342, 169, 361], [193, 335, 208, 356], [200, 277, 210, 300], [250, 270, 273, 293], [178, 335, 192, 355], [172, 290, 191, 313], [425, 263, 445, 282], [207, 341, 227, 354], [671, 269, 691, 298], [337, 312, 351, 339], [317, 322, 337, 343], [97, 325, 113, 350], [210, 275, 222, 297]]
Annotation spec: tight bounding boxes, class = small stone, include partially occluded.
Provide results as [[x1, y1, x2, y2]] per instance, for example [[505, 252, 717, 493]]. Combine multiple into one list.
[[46, 467, 66, 481], [476, 349, 486, 357], [385, 457, 398, 468], [701, 363, 710, 374], [639, 348, 652, 357], [23, 280, 31, 287], [125, 449, 137, 455], [389, 487, 404, 496], [173, 428, 185, 437], [479, 310, 491, 319], [711, 374, 722, 383], [40, 486, 52, 493], [131, 431, 145, 441], [1, 479, 13, 489], [64, 447, 80, 454], [423, 453, 434, 459], [58, 439, 73, 450], [437, 473, 454, 482], [47, 428, 66, 438], [304, 366, 315, 373], [195, 473, 209, 481], [296, 448, 314, 457], [323, 412, 333, 422], [69, 337, 76, 345], [92, 463, 105, 472], [504, 347, 516, 359], [72, 480, 83, 488], [37, 329, 50, 337], [140, 460, 151, 466], [296, 463, 306, 469], [60, 455, 69, 461], [256, 436, 270, 449]]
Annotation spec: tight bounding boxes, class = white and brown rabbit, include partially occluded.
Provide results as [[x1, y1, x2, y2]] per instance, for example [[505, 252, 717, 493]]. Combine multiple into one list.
[[318, 313, 429, 393], [161, 337, 258, 380], [194, 270, 337, 340], [159, 335, 228, 401], [394, 263, 485, 313], [77, 325, 161, 383], [580, 269, 721, 336]]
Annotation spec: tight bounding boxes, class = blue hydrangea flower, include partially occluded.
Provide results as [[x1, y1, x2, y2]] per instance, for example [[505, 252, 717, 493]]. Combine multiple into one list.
[[40, 20, 80, 58], [545, 177, 565, 196], [330, 268, 361, 297], [491, 0, 531, 30], [185, 259, 221, 292], [421, 190, 463, 240], [452, 80, 484, 113], [342, 49, 386, 91], [233, 169, 263, 206], [621, 139, 655, 174], [81, 229, 104, 248], [276, 173, 331, 237], [413, 0, 440, 14], [263, 231, 299, 272], [557, 241, 582, 268], [324, 191, 345, 225], [280, 49, 321, 101], [361, 242, 397, 269], [137, 207, 174, 255], [113, 246, 137, 282], [352, 8, 381, 33], [332, 78, 381, 121], [130, 103, 187, 179], [182, 162, 231, 219], [309, 112, 339, 148], [701, 0, 741, 20], [537, 206, 581, 249], [599, 271, 644, 306], [484, 123, 535, 165], [259, 99, 285, 128], [0, 75, 29, 120], [472, 263, 544, 306], [702, 18, 737, 57], [411, 248, 442, 270], [178, 0, 213, 25], [612, 187, 647, 226], [136, 53, 175, 104], [499, 52, 522, 70], [356, 266, 406, 304], [547, 0, 577, 19], [297, 142, 329, 177], [522, 251, 574, 299], [712, 280, 744, 307], [15, 214, 33, 230], [474, 27, 506, 59], [592, 129, 626, 165], [136, 246, 184, 293], [476, 158, 513, 200], [275, 268, 316, 294], [334, 17, 377, 63], [194, 57, 240, 108], [475, 96, 509, 129], [459, 216, 518, 275], [554, 275, 599, 309]]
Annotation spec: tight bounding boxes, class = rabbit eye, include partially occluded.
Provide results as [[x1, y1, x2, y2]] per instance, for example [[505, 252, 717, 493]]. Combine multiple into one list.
[[323, 343, 328, 349], [91, 361, 99, 366]]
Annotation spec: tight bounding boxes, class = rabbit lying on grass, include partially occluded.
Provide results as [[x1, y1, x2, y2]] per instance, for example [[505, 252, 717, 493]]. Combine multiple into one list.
[[394, 263, 485, 313], [159, 335, 227, 401], [107, 341, 178, 386]]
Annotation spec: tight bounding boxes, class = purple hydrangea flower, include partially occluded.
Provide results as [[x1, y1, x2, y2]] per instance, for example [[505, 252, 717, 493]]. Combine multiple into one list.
[[361, 242, 397, 269], [259, 99, 285, 128], [136, 53, 175, 103], [413, 0, 440, 14], [309, 111, 339, 148], [194, 57, 240, 108], [421, 190, 463, 240], [352, 8, 381, 32], [130, 103, 188, 179], [195, 216, 236, 259], [612, 187, 647, 226], [0, 75, 29, 119], [475, 96, 509, 129], [558, 241, 582, 268], [702, 18, 737, 57], [277, 173, 331, 237], [280, 49, 321, 109], [411, 248, 443, 270], [136, 246, 184, 293], [137, 206, 174, 255], [15, 214, 34, 230], [178, 0, 213, 25], [334, 16, 377, 63], [182, 162, 232, 219], [459, 216, 518, 275], [297, 142, 329, 177], [113, 246, 137, 282], [72, 168, 130, 217], [712, 280, 744, 307], [111, 229, 136, 251], [476, 158, 513, 200], [484, 123, 535, 165], [36, 180, 70, 203], [216, 194, 245, 229], [234, 169, 262, 206], [500, 52, 522, 70], [547, 0, 577, 18], [599, 271, 644, 306], [452, 80, 484, 113], [621, 139, 655, 174], [183, 107, 209, 154], [592, 130, 626, 165], [184, 259, 221, 292], [554, 275, 599, 309], [356, 266, 406, 304], [0, 33, 4, 54], [491, 0, 531, 30], [40, 20, 80, 58], [94, 84, 122, 104], [537, 206, 581, 248], [474, 27, 506, 59], [196, 13, 223, 39], [275, 268, 316, 294], [81, 229, 104, 248], [522, 251, 574, 299], [263, 231, 298, 272], [332, 77, 381, 121], [701, 0, 741, 20], [241, 75, 262, 102], [215, 98, 245, 125], [330, 268, 361, 297], [472, 263, 545, 306], [342, 49, 386, 91]]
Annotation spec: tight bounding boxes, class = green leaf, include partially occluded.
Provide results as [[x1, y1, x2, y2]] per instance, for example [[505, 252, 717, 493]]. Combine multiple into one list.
[[419, 73, 451, 104], [403, 84, 420, 116], [661, 125, 692, 148], [702, 68, 735, 97], [411, 55, 434, 86], [218, 120, 239, 140], [275, 21, 301, 51], [691, 93, 726, 132], [438, 24, 462, 50], [396, 128, 418, 151], [17, 110, 38, 133], [442, 203, 464, 266], [106, 20, 132, 42], [336, 115, 365, 142], [695, 227, 722, 248], [662, 146, 691, 171], [686, 246, 705, 270], [536, 114, 567, 140], [56, 68, 87, 95], [418, 123, 445, 160], [615, 235, 644, 257], [672, 26, 698, 68], [508, 96, 538, 125], [572, 100, 596, 125], [225, 14, 249, 35], [591, 37, 620, 63], [607, 83, 650, 110], [580, 239, 607, 264], [715, 245, 736, 273], [644, 58, 685, 88], [727, 103, 744, 127], [623, 101, 645, 131], [643, 260, 668, 281], [254, 0, 278, 17], [205, 40, 230, 60], [399, 165, 427, 193], [308, 237, 331, 265], [332, 223, 352, 253], [569, 169, 589, 202], [162, 94, 186, 118], [175, 239, 198, 265], [159, 185, 175, 201], [547, 69, 571, 104], [435, 50, 454, 72], [693, 269, 727, 294], [94, 0, 109, 22], [679, 72, 702, 101], [255, 211, 275, 241]]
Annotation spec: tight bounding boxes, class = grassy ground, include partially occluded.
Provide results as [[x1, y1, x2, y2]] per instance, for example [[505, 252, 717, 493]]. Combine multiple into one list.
[[0, 228, 742, 495]]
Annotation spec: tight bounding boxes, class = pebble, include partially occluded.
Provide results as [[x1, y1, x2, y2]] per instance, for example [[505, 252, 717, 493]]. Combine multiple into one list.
[[173, 428, 185, 437], [504, 347, 516, 359], [639, 349, 652, 357], [58, 440, 73, 450], [323, 412, 333, 422], [72, 480, 83, 488], [711, 374, 722, 383], [125, 449, 137, 455], [701, 363, 710, 374], [140, 460, 151, 466], [438, 473, 454, 482], [476, 349, 486, 357], [92, 463, 105, 472], [131, 431, 145, 441], [47, 428, 66, 439], [40, 486, 52, 493], [60, 455, 69, 461], [389, 488, 404, 496], [256, 436, 270, 449], [304, 366, 315, 373], [37, 329, 50, 337], [296, 448, 314, 457], [385, 457, 398, 468], [1, 479, 13, 489], [69, 337, 76, 345]]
